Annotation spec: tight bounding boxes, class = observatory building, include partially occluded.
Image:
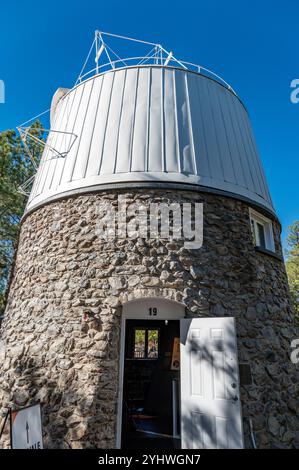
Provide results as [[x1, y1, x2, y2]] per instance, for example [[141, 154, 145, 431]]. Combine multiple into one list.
[[0, 32, 298, 449]]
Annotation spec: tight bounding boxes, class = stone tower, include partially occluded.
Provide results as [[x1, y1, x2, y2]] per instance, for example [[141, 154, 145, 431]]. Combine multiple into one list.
[[0, 34, 298, 449]]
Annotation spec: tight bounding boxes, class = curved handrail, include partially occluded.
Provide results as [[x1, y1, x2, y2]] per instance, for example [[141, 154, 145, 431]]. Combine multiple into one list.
[[75, 56, 237, 95]]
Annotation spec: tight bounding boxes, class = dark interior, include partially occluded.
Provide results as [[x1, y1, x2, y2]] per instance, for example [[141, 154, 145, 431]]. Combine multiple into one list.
[[121, 319, 180, 449]]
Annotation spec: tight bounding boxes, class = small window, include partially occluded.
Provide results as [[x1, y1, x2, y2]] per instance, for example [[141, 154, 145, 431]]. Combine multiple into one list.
[[134, 329, 146, 358], [133, 328, 159, 359], [249, 208, 275, 252], [256, 222, 266, 249]]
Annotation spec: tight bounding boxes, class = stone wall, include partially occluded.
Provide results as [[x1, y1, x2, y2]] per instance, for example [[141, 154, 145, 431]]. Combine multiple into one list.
[[0, 189, 298, 448]]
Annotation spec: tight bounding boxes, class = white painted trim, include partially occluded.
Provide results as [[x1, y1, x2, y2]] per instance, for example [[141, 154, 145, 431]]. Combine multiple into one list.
[[180, 317, 244, 449], [115, 297, 185, 449], [249, 207, 275, 252]]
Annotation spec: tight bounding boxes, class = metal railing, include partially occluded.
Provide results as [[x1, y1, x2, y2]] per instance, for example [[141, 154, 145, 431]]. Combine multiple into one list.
[[76, 56, 237, 95], [74, 30, 237, 96]]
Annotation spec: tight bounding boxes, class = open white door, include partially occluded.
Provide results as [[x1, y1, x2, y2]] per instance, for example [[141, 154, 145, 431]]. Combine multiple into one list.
[[180, 317, 243, 449]]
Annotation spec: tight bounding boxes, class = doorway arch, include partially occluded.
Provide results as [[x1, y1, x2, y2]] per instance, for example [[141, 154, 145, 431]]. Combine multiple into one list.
[[116, 297, 186, 448]]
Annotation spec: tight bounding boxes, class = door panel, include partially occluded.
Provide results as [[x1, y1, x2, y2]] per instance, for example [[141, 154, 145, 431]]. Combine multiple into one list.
[[180, 317, 243, 449]]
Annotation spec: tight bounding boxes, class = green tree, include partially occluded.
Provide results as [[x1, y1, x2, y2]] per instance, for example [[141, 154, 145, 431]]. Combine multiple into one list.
[[285, 221, 299, 317], [0, 121, 43, 315]]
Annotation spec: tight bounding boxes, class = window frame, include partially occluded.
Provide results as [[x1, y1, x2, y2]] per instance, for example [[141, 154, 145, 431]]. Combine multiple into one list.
[[249, 208, 275, 252], [132, 327, 160, 360]]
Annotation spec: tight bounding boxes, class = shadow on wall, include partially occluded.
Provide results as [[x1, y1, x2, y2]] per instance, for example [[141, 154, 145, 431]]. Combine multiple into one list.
[[181, 333, 243, 449], [1, 316, 245, 449], [2, 312, 291, 449], [0, 309, 121, 449]]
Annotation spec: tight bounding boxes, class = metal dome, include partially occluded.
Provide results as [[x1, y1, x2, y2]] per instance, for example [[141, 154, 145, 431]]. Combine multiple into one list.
[[24, 33, 274, 215]]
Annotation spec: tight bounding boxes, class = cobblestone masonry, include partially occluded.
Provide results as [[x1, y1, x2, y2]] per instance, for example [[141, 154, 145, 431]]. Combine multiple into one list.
[[0, 189, 298, 448]]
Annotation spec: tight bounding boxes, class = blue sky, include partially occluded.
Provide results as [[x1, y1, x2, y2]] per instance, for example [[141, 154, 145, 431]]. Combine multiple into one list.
[[0, 0, 298, 248]]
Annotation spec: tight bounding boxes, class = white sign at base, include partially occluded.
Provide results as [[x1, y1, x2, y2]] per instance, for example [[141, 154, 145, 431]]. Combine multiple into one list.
[[11, 404, 43, 449]]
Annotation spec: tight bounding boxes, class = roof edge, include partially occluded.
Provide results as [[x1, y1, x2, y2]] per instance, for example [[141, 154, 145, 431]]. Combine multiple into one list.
[[22, 182, 279, 226]]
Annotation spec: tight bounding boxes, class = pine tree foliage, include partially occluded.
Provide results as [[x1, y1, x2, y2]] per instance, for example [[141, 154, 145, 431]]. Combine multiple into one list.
[[285, 221, 299, 317], [0, 121, 44, 314]]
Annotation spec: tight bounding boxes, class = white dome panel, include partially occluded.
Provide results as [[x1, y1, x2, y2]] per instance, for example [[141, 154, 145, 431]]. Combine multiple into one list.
[[26, 66, 274, 214]]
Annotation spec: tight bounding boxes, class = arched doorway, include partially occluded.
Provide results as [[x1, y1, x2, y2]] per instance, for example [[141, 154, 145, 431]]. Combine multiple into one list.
[[116, 298, 185, 449], [116, 298, 244, 449]]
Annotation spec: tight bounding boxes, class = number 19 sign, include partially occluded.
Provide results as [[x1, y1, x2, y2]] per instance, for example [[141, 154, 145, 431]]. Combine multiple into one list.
[[11, 404, 43, 449]]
